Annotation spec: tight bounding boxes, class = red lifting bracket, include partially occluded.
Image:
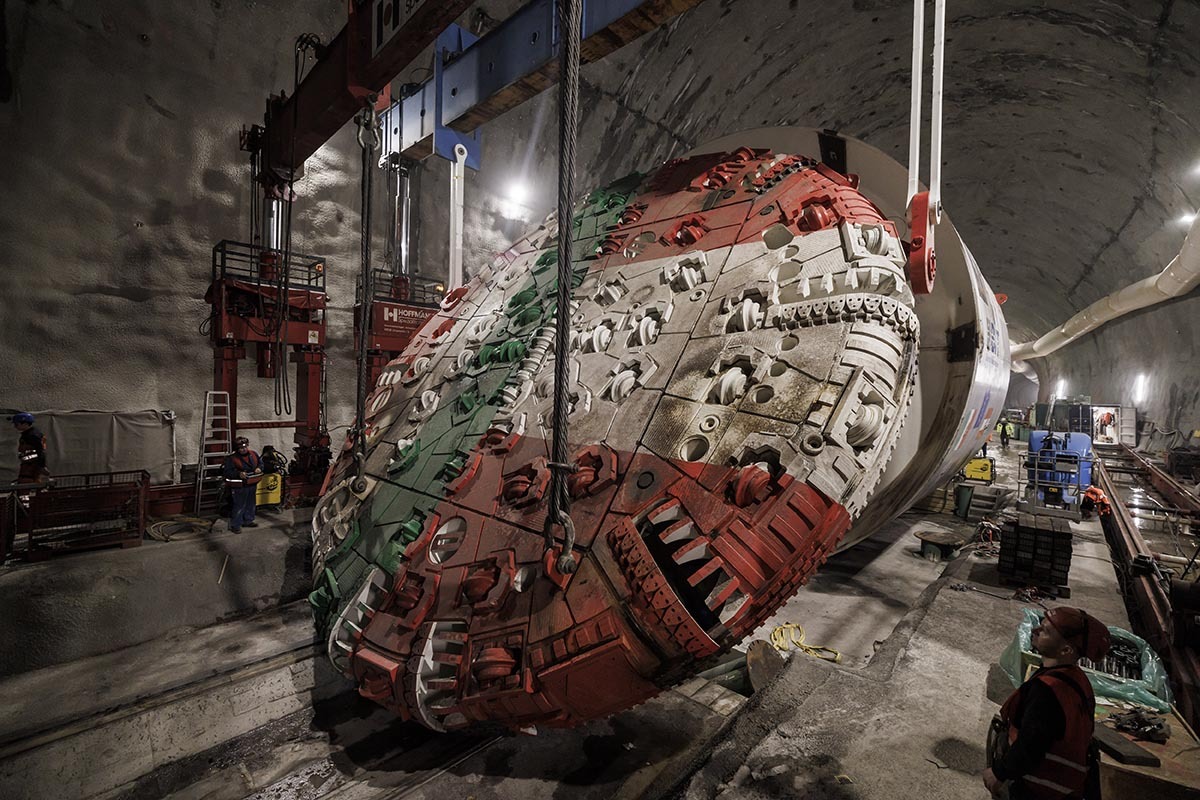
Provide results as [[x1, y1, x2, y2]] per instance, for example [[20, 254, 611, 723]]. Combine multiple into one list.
[[906, 190, 936, 295], [904, 0, 948, 296]]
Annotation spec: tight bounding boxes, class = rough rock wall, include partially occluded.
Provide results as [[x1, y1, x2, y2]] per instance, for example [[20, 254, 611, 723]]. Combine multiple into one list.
[[1048, 302, 1200, 441], [1004, 372, 1039, 413], [0, 0, 363, 465], [3, 0, 1199, 475]]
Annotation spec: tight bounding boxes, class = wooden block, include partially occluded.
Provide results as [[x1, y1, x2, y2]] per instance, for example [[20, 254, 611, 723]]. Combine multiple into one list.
[[1094, 725, 1161, 767]]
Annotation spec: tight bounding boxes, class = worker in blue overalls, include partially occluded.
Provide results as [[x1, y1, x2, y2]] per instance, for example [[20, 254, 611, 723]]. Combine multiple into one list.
[[222, 436, 263, 533]]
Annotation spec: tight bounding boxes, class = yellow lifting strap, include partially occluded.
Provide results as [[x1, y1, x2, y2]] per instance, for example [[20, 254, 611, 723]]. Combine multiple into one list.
[[769, 623, 843, 664]]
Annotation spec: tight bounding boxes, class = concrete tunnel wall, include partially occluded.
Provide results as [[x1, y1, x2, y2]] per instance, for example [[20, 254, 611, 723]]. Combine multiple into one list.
[[3, 0, 1200, 482]]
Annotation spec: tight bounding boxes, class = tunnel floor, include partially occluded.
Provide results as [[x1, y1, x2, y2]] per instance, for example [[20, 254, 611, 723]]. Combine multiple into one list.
[[3, 445, 1197, 799]]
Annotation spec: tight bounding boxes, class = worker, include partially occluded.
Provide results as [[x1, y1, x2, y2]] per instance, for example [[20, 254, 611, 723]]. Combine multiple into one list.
[[222, 436, 263, 533], [1080, 486, 1111, 519], [9, 412, 49, 485], [981, 430, 993, 458], [999, 419, 1012, 451], [984, 606, 1110, 799]]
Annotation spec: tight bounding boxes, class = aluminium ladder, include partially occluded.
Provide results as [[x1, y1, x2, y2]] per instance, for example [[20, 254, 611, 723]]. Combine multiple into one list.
[[195, 391, 233, 514]]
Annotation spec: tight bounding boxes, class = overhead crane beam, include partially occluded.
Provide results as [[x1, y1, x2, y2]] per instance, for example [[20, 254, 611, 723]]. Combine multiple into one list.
[[385, 0, 703, 163], [257, 1, 703, 180], [261, 0, 475, 180]]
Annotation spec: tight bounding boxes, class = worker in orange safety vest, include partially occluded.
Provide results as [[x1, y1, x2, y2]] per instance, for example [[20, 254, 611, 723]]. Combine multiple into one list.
[[1080, 486, 1111, 519], [984, 607, 1110, 799]]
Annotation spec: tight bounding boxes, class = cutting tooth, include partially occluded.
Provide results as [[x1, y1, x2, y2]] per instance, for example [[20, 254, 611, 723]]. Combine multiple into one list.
[[705, 576, 740, 611], [659, 518, 698, 544], [717, 591, 749, 624], [647, 498, 683, 525], [686, 557, 725, 587], [672, 538, 710, 565]]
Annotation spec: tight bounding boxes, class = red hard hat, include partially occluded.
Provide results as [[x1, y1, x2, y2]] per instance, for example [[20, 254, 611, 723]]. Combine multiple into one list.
[[1045, 607, 1111, 661]]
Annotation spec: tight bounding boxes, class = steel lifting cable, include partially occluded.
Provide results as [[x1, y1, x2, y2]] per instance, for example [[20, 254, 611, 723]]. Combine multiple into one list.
[[929, 0, 946, 222], [353, 101, 381, 492], [543, 0, 583, 576], [906, 0, 925, 207], [906, 0, 947, 220], [273, 38, 312, 417], [907, 0, 945, 215], [269, 34, 323, 418]]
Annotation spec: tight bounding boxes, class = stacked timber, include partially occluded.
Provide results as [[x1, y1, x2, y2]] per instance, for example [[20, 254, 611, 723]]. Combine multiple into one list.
[[999, 513, 1073, 595]]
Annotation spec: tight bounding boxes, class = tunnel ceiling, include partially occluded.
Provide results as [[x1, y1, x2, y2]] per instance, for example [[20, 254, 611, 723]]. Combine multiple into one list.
[[560, 0, 1200, 346], [4, 0, 1200, 456]]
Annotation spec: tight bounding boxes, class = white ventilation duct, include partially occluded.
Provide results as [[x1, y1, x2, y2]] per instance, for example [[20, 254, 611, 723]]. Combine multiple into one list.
[[1011, 215, 1200, 363], [1011, 359, 1039, 384]]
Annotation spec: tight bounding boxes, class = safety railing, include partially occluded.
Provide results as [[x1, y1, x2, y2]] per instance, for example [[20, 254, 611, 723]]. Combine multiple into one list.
[[7, 471, 149, 560], [1018, 447, 1094, 519], [212, 240, 327, 292], [355, 268, 444, 308]]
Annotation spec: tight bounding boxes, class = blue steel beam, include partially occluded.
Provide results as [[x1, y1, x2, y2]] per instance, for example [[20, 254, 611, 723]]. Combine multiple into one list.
[[381, 0, 702, 162]]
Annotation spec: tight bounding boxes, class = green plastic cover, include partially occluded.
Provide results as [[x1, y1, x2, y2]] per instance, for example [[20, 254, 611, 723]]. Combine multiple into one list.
[[999, 608, 1173, 712]]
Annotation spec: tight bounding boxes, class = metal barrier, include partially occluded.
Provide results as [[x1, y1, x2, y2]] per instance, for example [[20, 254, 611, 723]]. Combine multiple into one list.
[[6, 471, 149, 560], [1018, 447, 1093, 520], [211, 240, 326, 292], [355, 268, 443, 307]]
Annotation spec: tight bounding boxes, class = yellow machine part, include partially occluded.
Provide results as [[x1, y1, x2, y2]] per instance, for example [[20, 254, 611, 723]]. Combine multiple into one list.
[[964, 457, 995, 483], [256, 472, 283, 506]]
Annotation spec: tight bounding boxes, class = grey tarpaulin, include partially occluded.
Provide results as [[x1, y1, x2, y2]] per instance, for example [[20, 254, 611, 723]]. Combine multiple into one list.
[[1, 410, 177, 484]]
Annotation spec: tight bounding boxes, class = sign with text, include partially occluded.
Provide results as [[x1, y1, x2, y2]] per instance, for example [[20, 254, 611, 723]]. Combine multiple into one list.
[[370, 301, 436, 351]]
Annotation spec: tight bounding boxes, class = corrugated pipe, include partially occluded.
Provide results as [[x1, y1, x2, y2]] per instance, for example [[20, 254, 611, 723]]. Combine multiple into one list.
[[1011, 215, 1200, 364]]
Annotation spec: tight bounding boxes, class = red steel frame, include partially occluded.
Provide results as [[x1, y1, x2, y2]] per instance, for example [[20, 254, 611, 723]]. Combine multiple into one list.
[[259, 0, 475, 182], [222, 0, 475, 495], [10, 471, 148, 560], [207, 240, 331, 495]]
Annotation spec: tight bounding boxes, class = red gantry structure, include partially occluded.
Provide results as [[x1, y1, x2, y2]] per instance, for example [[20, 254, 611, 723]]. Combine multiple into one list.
[[205, 240, 332, 490]]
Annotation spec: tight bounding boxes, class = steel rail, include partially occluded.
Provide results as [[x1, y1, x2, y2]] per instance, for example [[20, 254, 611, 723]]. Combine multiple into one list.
[[1095, 455, 1200, 731]]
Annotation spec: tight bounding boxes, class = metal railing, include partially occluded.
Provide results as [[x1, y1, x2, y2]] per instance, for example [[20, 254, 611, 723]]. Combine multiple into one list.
[[7, 471, 149, 558], [212, 240, 327, 292], [1018, 447, 1094, 520], [355, 268, 444, 307]]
